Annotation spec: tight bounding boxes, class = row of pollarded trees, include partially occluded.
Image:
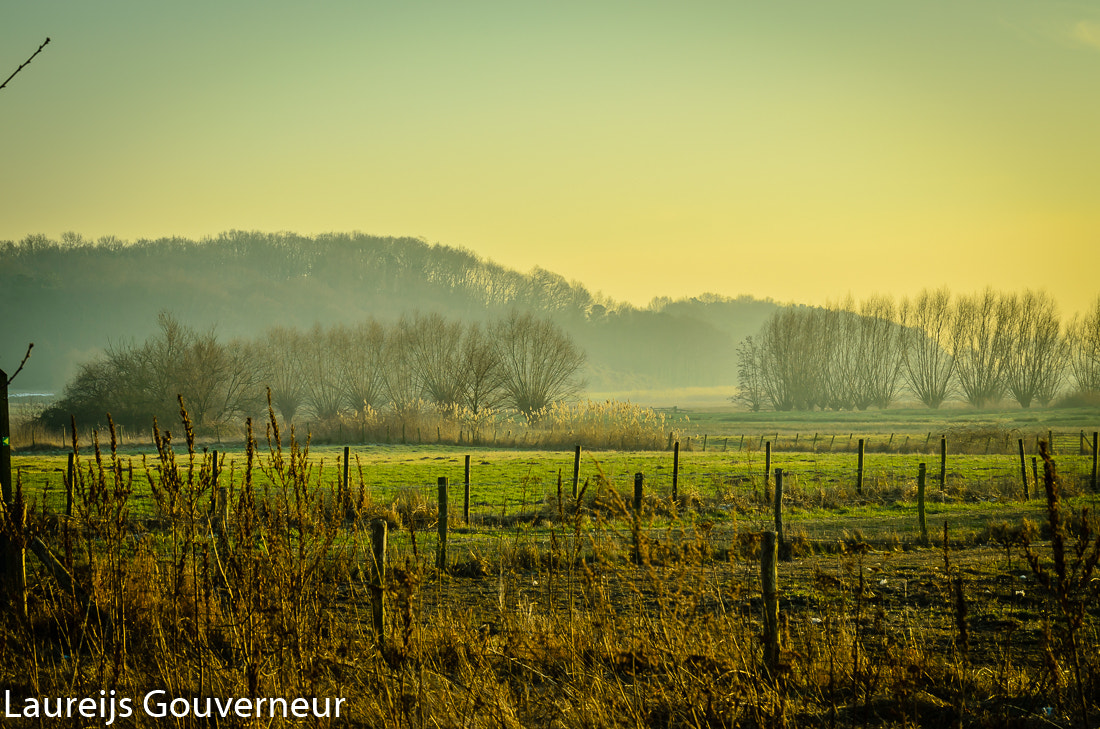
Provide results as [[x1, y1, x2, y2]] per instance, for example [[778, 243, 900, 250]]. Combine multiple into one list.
[[40, 310, 586, 430], [736, 288, 1100, 411]]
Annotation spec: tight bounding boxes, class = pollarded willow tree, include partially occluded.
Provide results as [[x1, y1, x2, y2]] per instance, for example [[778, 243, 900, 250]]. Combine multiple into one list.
[[856, 295, 907, 409], [742, 299, 906, 412], [402, 312, 466, 409], [1001, 290, 1065, 408], [491, 310, 586, 420], [296, 324, 346, 421], [949, 288, 1015, 408], [898, 288, 955, 409], [458, 322, 506, 415], [1067, 295, 1100, 397], [755, 305, 831, 411], [259, 327, 307, 424], [334, 320, 387, 412]]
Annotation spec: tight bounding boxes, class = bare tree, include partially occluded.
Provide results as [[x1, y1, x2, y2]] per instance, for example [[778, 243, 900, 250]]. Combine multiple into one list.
[[175, 328, 227, 425], [1067, 295, 1100, 397], [334, 320, 387, 412], [491, 311, 585, 420], [734, 335, 766, 412], [381, 323, 422, 418], [949, 288, 1014, 408], [175, 332, 264, 426], [757, 306, 825, 411], [297, 324, 346, 421], [858, 295, 906, 409], [899, 288, 955, 409], [820, 302, 860, 410], [404, 313, 465, 408], [458, 322, 505, 414], [1002, 290, 1065, 407], [259, 327, 306, 423]]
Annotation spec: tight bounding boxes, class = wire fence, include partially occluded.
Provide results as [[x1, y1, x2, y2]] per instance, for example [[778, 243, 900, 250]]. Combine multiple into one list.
[[17, 429, 1098, 551]]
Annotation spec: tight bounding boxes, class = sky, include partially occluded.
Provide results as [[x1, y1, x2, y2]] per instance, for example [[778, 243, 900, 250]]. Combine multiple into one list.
[[2, 1, 1099, 316]]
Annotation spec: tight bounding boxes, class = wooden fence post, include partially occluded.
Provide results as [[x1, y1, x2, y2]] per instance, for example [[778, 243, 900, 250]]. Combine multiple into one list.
[[761, 531, 779, 671], [672, 441, 680, 504], [1032, 457, 1039, 494], [464, 455, 471, 525], [572, 445, 581, 499], [342, 446, 350, 505], [1092, 431, 1098, 493], [633, 472, 643, 513], [370, 518, 387, 645], [940, 435, 947, 489], [437, 477, 448, 570], [702, 434, 708, 452], [1018, 438, 1029, 500], [66, 451, 75, 518], [212, 450, 228, 540], [764, 441, 772, 502], [856, 439, 865, 496], [0, 368, 26, 613], [774, 468, 786, 559], [917, 463, 928, 546]]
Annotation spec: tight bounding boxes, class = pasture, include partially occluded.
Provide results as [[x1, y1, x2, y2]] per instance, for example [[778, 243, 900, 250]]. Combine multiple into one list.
[[2, 409, 1099, 727]]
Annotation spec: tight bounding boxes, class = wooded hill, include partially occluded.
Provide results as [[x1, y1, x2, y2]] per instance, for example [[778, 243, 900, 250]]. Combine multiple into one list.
[[1, 231, 777, 396]]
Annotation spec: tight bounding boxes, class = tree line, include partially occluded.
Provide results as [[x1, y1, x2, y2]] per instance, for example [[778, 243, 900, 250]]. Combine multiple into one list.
[[2, 231, 768, 394], [736, 288, 1100, 411], [39, 311, 585, 431]]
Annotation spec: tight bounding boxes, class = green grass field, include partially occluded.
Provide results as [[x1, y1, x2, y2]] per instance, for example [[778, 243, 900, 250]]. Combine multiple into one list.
[[5, 406, 1100, 727], [13, 429, 1097, 552]]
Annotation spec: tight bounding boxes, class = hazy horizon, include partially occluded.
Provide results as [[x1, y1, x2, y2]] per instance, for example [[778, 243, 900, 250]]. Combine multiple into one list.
[[4, 2, 1099, 316]]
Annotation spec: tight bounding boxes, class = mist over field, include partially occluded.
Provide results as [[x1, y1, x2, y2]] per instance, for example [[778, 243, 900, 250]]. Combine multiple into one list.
[[0, 231, 775, 397]]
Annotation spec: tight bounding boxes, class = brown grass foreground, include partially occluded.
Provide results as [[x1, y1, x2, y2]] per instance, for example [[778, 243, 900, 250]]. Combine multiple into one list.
[[1, 405, 1099, 728]]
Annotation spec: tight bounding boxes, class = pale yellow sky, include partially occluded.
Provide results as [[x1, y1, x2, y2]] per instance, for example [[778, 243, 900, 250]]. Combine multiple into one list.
[[2, 1, 1098, 315]]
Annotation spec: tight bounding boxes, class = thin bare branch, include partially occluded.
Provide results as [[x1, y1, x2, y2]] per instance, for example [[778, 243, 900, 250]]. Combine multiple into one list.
[[6, 343, 34, 385], [1, 37, 51, 91]]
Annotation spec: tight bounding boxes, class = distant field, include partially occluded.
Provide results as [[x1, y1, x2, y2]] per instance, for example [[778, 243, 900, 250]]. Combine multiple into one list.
[[676, 403, 1100, 439]]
